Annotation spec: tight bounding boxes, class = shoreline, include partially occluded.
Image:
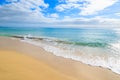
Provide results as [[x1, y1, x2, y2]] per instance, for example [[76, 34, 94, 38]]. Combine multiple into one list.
[[0, 36, 120, 80]]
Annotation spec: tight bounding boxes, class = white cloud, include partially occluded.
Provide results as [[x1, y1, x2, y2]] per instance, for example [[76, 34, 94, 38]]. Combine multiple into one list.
[[80, 0, 118, 15], [54, 16, 120, 27], [1, 13, 120, 27], [0, 0, 120, 27], [55, 3, 81, 11], [56, 0, 82, 12], [50, 13, 59, 18], [0, 0, 50, 23], [115, 13, 120, 16], [56, 0, 118, 15], [89, 16, 120, 24], [66, 0, 80, 3]]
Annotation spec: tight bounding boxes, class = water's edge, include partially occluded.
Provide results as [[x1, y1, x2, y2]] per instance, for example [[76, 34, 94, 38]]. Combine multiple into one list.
[[8, 35, 120, 75]]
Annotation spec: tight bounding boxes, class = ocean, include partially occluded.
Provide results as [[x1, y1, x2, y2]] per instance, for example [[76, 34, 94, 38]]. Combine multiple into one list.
[[0, 26, 120, 74]]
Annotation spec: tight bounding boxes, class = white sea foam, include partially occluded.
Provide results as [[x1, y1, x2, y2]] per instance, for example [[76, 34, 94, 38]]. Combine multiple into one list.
[[21, 39, 120, 74], [108, 41, 120, 55], [114, 28, 120, 34]]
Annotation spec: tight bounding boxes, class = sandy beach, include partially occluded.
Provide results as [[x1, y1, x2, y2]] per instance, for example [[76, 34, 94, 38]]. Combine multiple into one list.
[[0, 37, 120, 80]]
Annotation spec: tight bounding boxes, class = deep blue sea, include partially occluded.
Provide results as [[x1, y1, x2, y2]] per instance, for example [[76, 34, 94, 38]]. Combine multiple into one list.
[[0, 26, 120, 74]]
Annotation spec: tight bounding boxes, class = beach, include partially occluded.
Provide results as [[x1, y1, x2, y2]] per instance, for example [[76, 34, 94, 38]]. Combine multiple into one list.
[[0, 36, 120, 80]]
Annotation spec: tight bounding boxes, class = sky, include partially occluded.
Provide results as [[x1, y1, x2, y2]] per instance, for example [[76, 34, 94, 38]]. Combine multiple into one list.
[[0, 0, 120, 27]]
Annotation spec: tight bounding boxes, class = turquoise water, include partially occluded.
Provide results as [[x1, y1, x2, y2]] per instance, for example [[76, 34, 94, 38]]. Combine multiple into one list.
[[0, 27, 119, 47], [0, 26, 120, 74]]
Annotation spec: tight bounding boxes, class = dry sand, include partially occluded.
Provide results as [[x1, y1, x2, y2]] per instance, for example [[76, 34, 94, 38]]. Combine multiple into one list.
[[0, 50, 75, 80], [0, 37, 120, 80]]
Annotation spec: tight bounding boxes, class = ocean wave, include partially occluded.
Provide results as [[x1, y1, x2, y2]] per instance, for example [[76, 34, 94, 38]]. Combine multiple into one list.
[[19, 37, 120, 75], [107, 41, 120, 55], [12, 35, 107, 48]]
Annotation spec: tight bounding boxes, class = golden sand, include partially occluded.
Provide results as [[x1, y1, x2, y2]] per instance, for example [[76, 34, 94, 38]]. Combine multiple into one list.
[[0, 50, 75, 80]]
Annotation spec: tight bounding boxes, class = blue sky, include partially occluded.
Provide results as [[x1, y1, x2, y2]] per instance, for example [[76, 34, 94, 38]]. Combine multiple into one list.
[[0, 0, 120, 27]]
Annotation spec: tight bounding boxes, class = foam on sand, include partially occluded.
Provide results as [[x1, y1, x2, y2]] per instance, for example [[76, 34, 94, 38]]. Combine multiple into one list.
[[22, 38, 120, 75]]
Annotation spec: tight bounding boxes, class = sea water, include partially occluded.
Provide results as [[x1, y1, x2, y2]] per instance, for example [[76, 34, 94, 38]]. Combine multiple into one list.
[[0, 26, 120, 74]]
